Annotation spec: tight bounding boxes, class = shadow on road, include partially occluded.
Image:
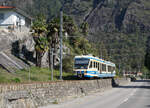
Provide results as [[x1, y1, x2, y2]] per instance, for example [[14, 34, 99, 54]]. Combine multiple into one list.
[[146, 105, 150, 107], [114, 80, 150, 89], [134, 80, 150, 82]]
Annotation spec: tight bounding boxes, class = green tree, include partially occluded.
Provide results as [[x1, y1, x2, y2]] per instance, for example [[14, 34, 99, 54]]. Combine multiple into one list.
[[80, 22, 89, 35], [31, 14, 48, 67], [47, 15, 77, 67], [63, 15, 78, 36], [47, 17, 59, 68], [145, 36, 150, 70], [97, 42, 109, 60], [78, 37, 92, 55]]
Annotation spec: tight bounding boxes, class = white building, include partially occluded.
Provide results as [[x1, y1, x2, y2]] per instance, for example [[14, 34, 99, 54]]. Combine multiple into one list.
[[0, 6, 32, 29]]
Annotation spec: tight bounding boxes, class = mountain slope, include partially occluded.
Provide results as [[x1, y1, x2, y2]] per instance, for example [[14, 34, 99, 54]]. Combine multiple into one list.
[[1, 0, 150, 73], [85, 0, 150, 72]]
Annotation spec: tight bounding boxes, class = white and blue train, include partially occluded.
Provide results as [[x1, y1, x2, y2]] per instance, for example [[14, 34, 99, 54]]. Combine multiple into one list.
[[74, 55, 116, 78]]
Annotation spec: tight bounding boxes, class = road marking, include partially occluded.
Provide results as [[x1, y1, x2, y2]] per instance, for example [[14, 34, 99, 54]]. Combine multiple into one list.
[[121, 83, 138, 105], [130, 89, 137, 96], [123, 98, 129, 103]]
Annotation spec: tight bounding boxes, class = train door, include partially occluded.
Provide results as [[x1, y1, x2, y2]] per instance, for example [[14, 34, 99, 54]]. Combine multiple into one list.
[[97, 62, 99, 73], [111, 66, 113, 74], [100, 63, 102, 74], [108, 65, 112, 74], [97, 62, 101, 74], [102, 63, 106, 74]]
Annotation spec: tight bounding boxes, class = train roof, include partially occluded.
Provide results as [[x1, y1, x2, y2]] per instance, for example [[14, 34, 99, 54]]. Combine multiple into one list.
[[75, 55, 115, 66]]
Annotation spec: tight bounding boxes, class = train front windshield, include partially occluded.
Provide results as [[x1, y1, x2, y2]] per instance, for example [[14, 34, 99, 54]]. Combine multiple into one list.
[[74, 58, 89, 69]]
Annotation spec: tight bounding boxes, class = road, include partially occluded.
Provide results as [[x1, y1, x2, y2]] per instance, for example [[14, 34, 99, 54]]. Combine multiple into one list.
[[40, 79, 150, 108]]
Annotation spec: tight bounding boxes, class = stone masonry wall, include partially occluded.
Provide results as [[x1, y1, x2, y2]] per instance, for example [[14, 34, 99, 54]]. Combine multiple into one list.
[[0, 78, 129, 108]]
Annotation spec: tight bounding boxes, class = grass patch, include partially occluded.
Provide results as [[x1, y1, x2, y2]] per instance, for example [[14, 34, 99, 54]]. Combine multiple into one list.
[[0, 66, 75, 83], [11, 78, 21, 83], [0, 68, 21, 83], [52, 100, 59, 104]]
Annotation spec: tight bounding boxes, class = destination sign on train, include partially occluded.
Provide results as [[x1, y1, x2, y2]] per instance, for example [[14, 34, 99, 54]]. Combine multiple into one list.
[[75, 59, 89, 64]]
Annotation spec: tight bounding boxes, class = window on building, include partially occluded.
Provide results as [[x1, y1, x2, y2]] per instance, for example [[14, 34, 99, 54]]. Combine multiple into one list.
[[0, 13, 4, 20]]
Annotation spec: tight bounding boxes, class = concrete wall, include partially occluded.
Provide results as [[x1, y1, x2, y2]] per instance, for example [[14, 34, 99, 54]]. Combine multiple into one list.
[[0, 78, 129, 108]]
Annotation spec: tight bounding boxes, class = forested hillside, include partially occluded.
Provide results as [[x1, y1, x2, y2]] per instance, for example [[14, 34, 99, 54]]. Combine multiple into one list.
[[86, 0, 150, 74], [1, 0, 150, 75]]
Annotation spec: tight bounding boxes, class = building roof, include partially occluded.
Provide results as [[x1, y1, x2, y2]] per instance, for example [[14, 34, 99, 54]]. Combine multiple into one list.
[[0, 6, 15, 9], [0, 6, 32, 20]]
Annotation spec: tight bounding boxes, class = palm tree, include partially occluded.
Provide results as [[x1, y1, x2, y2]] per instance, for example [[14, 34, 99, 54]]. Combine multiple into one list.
[[47, 18, 59, 68], [47, 15, 77, 68], [63, 15, 78, 35], [31, 14, 48, 67], [80, 22, 89, 35]]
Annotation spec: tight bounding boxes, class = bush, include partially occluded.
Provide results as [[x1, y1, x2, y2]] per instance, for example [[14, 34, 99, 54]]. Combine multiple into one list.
[[139, 75, 144, 79], [11, 78, 21, 83], [130, 76, 136, 82], [62, 56, 74, 73]]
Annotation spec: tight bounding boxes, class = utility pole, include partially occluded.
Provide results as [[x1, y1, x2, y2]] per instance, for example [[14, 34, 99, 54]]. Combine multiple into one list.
[[123, 69, 125, 77], [145, 71, 147, 79], [118, 63, 120, 76], [59, 8, 63, 80], [28, 64, 30, 82]]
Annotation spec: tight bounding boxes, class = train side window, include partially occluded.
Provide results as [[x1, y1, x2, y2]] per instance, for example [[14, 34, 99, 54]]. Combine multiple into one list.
[[89, 61, 92, 68], [96, 62, 97, 68], [102, 64, 106, 71], [98, 63, 100, 71]]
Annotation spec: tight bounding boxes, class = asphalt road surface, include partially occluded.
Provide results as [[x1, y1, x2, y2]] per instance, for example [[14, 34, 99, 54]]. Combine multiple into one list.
[[40, 79, 150, 108]]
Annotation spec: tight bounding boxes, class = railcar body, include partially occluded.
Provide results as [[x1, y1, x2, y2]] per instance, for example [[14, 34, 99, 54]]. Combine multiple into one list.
[[74, 55, 116, 78]]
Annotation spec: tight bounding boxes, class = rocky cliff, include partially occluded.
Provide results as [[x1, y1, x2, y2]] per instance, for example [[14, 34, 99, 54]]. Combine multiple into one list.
[[123, 0, 150, 33], [86, 0, 150, 33], [0, 28, 34, 72]]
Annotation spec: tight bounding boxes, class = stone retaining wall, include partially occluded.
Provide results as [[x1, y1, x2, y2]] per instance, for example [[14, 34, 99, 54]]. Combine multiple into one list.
[[0, 78, 129, 108]]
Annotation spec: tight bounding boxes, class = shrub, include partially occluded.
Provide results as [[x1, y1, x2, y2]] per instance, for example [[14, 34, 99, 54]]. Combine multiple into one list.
[[62, 56, 74, 73], [130, 76, 136, 82], [11, 78, 21, 83]]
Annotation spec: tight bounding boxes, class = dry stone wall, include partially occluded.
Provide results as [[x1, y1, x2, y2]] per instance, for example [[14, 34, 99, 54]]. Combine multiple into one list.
[[0, 78, 129, 108]]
